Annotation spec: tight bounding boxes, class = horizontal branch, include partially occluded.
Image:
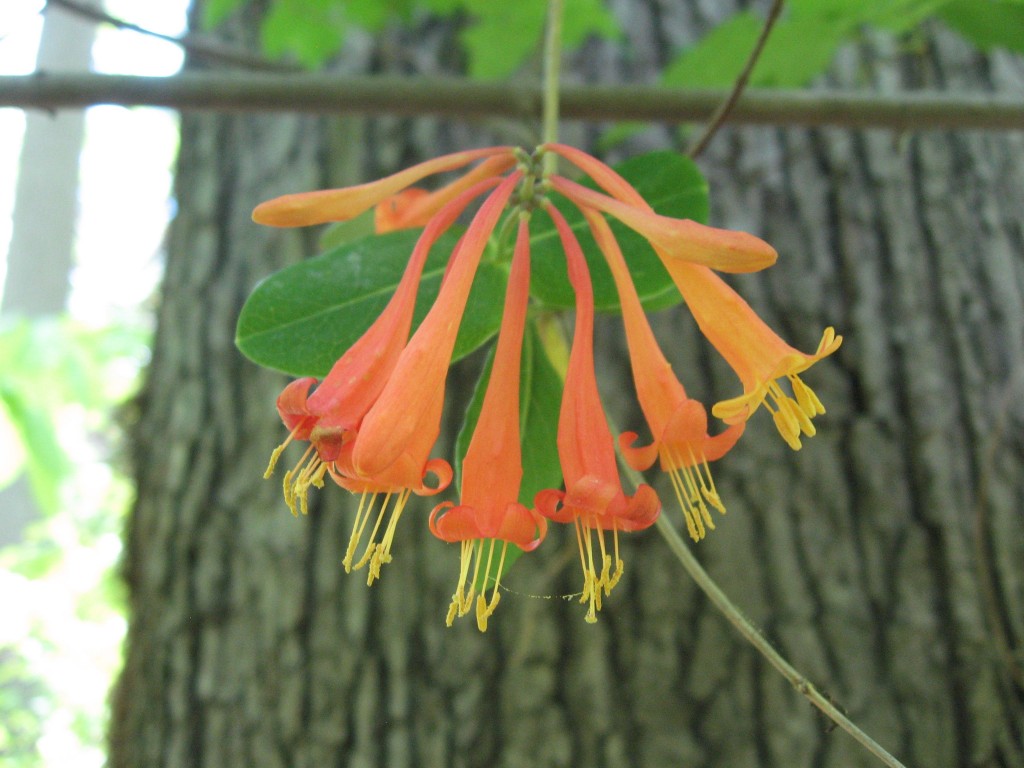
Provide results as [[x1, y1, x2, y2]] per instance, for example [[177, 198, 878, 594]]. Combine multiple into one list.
[[4, 72, 1024, 131]]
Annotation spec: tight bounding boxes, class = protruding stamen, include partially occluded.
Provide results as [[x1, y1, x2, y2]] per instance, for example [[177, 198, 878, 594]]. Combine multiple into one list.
[[280, 444, 322, 517], [343, 492, 372, 572], [605, 526, 624, 593], [264, 425, 302, 479], [474, 540, 507, 632]]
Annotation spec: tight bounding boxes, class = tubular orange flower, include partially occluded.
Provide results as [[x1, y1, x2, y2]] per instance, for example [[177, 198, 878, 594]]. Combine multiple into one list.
[[547, 174, 777, 274], [534, 202, 660, 624], [429, 218, 546, 631], [664, 262, 842, 450], [542, 142, 842, 450], [253, 146, 515, 227], [263, 176, 503, 519], [328, 172, 523, 581], [375, 153, 518, 233], [583, 208, 742, 541]]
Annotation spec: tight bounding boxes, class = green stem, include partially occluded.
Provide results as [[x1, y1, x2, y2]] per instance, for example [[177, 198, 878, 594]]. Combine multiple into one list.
[[542, 0, 564, 175], [614, 460, 908, 768]]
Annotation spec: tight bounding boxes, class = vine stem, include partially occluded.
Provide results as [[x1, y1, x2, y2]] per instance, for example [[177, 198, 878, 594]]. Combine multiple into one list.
[[542, 0, 564, 176], [614, 455, 909, 768], [688, 0, 785, 158]]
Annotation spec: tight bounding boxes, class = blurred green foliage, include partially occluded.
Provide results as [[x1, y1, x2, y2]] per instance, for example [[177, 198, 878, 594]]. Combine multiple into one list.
[[201, 0, 1024, 84], [0, 316, 146, 766]]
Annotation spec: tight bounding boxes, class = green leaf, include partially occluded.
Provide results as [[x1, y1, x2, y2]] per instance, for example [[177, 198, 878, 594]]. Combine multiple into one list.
[[460, 0, 547, 79], [750, 18, 849, 87], [261, 0, 347, 69], [460, 0, 619, 80], [236, 230, 507, 377], [562, 0, 621, 47], [661, 2, 952, 92], [661, 11, 763, 89], [453, 322, 563, 588], [0, 388, 71, 516], [938, 0, 1024, 52], [201, 0, 245, 29], [529, 150, 709, 312]]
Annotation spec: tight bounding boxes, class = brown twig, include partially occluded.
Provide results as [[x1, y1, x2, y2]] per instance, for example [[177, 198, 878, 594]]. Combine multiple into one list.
[[687, 0, 786, 158], [44, 0, 298, 72]]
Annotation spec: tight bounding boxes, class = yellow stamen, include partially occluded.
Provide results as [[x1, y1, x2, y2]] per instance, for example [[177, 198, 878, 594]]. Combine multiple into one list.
[[279, 444, 323, 517], [606, 526, 624, 591], [339, 490, 410, 586], [343, 492, 371, 572], [583, 524, 601, 622], [446, 539, 477, 626], [264, 425, 302, 479], [667, 458, 704, 540], [475, 540, 507, 632], [596, 528, 614, 597]]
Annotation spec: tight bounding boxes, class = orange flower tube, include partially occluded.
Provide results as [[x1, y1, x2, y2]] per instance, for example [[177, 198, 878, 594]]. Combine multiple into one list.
[[375, 153, 517, 232], [543, 142, 841, 450], [583, 208, 742, 541], [253, 146, 515, 227], [264, 176, 503, 519], [429, 218, 546, 630], [534, 202, 660, 623], [316, 172, 521, 582], [662, 261, 841, 450]]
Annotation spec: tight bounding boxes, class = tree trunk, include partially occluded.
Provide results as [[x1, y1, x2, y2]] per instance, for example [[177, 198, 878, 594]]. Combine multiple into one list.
[[110, 2, 1024, 767]]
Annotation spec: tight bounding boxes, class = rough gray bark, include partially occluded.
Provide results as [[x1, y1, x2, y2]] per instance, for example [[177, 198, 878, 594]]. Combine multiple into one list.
[[110, 2, 1024, 767]]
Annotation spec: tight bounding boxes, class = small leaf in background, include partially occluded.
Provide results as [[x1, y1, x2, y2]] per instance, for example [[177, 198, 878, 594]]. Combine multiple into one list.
[[454, 323, 563, 588], [530, 151, 709, 312], [236, 230, 507, 377], [938, 0, 1024, 53], [562, 0, 621, 48], [201, 0, 246, 29], [460, 0, 547, 80], [0, 389, 71, 517], [660, 1, 958, 93], [460, 0, 620, 80], [261, 0, 347, 69]]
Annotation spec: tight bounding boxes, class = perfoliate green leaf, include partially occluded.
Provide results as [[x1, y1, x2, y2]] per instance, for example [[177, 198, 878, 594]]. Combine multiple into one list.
[[530, 151, 709, 312], [938, 0, 1024, 52], [453, 323, 563, 588], [236, 230, 507, 377]]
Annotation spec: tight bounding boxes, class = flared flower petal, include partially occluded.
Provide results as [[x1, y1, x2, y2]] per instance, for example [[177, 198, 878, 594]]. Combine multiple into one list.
[[427, 217, 546, 630], [542, 143, 841, 452], [253, 146, 515, 227], [667, 261, 842, 450], [263, 176, 503, 521], [584, 207, 742, 540], [348, 172, 521, 480], [535, 201, 661, 623], [315, 174, 520, 585]]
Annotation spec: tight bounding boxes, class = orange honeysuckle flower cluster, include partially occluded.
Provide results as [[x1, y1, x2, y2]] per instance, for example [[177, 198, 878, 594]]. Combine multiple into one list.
[[254, 143, 842, 628]]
